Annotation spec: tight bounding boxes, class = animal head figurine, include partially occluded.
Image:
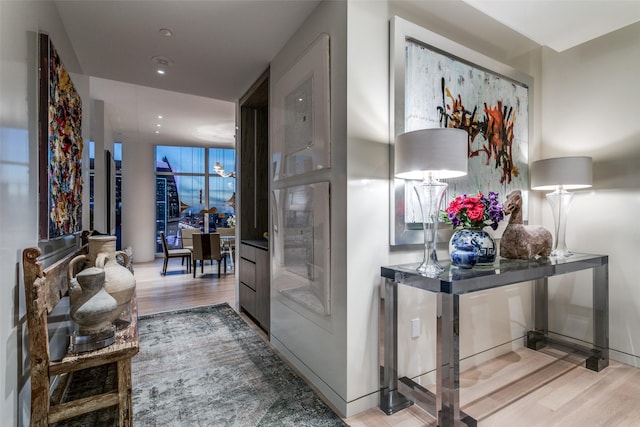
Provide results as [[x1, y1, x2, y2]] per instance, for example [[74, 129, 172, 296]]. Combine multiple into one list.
[[500, 190, 552, 259], [503, 190, 524, 224]]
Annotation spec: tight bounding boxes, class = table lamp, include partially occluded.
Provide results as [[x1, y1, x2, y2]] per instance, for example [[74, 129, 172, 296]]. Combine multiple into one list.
[[530, 156, 592, 258], [394, 128, 468, 276]]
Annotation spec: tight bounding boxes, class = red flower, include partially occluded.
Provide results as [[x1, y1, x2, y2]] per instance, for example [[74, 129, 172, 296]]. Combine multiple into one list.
[[467, 205, 485, 221], [440, 192, 504, 230], [446, 199, 463, 215]]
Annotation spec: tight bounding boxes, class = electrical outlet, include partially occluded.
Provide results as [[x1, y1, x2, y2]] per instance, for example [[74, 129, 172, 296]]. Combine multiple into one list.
[[411, 318, 420, 338]]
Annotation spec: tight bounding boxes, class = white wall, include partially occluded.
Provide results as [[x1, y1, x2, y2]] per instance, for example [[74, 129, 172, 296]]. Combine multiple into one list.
[[0, 1, 84, 425], [90, 99, 116, 234], [540, 22, 640, 366], [345, 0, 391, 412], [121, 138, 156, 262], [268, 0, 351, 415]]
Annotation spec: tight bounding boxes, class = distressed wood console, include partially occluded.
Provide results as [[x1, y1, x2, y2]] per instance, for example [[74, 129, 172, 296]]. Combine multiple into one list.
[[22, 246, 139, 426]]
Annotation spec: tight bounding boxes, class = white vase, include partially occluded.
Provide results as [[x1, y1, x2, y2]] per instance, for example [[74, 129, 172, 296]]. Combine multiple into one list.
[[68, 266, 119, 335], [88, 235, 136, 319]]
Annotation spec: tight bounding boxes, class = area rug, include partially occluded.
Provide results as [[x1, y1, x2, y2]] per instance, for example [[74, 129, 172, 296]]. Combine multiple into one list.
[[58, 303, 347, 426]]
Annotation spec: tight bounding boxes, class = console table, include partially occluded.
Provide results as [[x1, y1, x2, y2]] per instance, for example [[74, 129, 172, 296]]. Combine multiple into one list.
[[379, 253, 608, 427]]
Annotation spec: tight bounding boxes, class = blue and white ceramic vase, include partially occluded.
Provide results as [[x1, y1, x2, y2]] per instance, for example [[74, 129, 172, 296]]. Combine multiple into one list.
[[450, 244, 479, 269], [449, 228, 497, 266]]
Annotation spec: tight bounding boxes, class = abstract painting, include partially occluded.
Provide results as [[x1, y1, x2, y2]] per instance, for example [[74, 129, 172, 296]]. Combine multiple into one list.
[[39, 33, 83, 240], [390, 17, 532, 245], [405, 41, 529, 195]]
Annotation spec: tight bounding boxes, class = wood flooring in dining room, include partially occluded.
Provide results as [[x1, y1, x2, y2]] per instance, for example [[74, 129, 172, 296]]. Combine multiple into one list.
[[134, 257, 236, 316], [134, 258, 640, 427]]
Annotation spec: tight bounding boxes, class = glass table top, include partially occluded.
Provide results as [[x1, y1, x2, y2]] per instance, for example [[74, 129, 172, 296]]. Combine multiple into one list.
[[381, 253, 608, 294]]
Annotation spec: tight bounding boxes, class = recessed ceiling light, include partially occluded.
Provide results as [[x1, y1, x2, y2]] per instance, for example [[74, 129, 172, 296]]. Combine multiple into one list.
[[159, 28, 173, 37], [155, 130, 160, 134], [152, 56, 174, 67], [152, 56, 173, 75], [156, 124, 161, 127], [158, 115, 163, 119]]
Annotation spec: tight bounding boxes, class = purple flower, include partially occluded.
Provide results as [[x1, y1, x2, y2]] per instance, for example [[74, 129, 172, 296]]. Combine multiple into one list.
[[447, 211, 459, 227]]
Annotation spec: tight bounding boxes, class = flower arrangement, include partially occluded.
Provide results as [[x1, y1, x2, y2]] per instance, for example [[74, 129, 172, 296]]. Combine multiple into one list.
[[441, 192, 504, 230], [226, 215, 236, 228]]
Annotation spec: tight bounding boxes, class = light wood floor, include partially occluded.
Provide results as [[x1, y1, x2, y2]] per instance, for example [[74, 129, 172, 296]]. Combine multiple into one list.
[[135, 257, 640, 427], [135, 257, 236, 316]]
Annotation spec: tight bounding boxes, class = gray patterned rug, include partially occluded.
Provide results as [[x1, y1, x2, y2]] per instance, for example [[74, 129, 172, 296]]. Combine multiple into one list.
[[59, 304, 347, 426]]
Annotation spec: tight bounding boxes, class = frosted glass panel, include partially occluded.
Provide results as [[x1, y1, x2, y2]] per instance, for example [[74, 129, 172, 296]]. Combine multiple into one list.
[[273, 182, 330, 319], [272, 34, 330, 180]]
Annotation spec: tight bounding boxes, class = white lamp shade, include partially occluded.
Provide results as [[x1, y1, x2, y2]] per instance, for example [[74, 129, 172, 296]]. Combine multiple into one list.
[[530, 156, 593, 190], [394, 128, 468, 180]]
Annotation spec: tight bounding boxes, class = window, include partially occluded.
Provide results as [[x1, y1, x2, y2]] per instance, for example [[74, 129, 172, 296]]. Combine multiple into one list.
[[155, 146, 236, 252], [114, 143, 122, 248], [89, 140, 95, 230]]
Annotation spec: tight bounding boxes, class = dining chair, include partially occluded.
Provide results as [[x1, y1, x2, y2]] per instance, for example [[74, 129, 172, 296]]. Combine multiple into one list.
[[191, 233, 226, 278], [216, 227, 236, 270], [179, 228, 200, 251], [160, 231, 192, 275]]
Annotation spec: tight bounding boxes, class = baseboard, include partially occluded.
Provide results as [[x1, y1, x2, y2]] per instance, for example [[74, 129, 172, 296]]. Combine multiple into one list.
[[609, 348, 640, 367], [344, 390, 381, 418]]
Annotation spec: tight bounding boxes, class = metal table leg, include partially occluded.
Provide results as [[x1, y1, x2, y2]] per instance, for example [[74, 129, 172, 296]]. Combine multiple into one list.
[[438, 293, 475, 426], [527, 278, 549, 350], [379, 277, 413, 414], [587, 263, 609, 371], [527, 267, 609, 372]]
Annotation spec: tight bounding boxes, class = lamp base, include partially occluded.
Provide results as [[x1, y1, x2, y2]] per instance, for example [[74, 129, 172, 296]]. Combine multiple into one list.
[[417, 257, 443, 276], [414, 179, 447, 277], [550, 248, 572, 258], [547, 189, 574, 259]]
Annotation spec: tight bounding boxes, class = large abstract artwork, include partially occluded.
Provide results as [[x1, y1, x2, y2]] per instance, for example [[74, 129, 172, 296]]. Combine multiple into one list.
[[39, 34, 83, 240], [390, 17, 532, 245]]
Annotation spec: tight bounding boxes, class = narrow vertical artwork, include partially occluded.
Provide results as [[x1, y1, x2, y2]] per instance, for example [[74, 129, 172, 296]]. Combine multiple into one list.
[[272, 33, 330, 180], [272, 182, 331, 326], [39, 34, 83, 240]]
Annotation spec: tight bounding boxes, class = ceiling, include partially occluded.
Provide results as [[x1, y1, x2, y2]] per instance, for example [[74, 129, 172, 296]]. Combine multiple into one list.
[[55, 0, 321, 146], [55, 1, 640, 147], [462, 0, 640, 52]]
